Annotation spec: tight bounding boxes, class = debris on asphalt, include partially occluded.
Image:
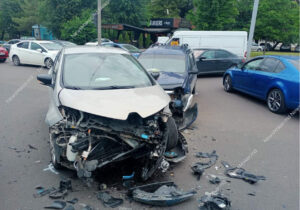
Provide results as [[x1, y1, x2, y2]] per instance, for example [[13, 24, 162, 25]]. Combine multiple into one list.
[[128, 181, 196, 206], [79, 203, 94, 210], [199, 192, 231, 210], [97, 191, 124, 208], [65, 205, 75, 210], [8, 146, 17, 150], [221, 161, 266, 184], [59, 178, 72, 191], [208, 175, 221, 184], [28, 144, 38, 150], [99, 183, 107, 191], [49, 189, 68, 199], [192, 150, 218, 180], [44, 200, 66, 209], [67, 198, 78, 204], [122, 172, 135, 188], [33, 186, 56, 198], [248, 192, 256, 196], [211, 137, 216, 141]]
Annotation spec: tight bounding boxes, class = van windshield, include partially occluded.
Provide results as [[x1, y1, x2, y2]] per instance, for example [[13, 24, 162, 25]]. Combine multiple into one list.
[[138, 54, 186, 74]]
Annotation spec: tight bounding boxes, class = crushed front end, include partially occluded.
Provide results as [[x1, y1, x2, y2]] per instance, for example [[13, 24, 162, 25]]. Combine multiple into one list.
[[49, 106, 175, 181]]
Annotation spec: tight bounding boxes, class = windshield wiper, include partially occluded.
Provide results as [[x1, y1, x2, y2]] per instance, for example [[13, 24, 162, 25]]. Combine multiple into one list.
[[65, 86, 83, 90], [91, 85, 135, 90]]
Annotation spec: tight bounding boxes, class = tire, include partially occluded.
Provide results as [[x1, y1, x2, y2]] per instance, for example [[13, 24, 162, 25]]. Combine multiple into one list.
[[223, 75, 233, 92], [166, 117, 178, 150], [257, 49, 262, 52], [12, 55, 20, 66], [267, 89, 286, 114], [49, 134, 62, 169], [0, 58, 6, 63], [45, 58, 53, 69]]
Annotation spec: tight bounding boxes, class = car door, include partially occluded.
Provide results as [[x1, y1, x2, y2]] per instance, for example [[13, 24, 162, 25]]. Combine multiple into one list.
[[29, 42, 46, 66], [248, 58, 280, 98], [215, 50, 237, 72], [16, 42, 30, 64], [196, 50, 218, 74], [188, 53, 197, 92], [234, 58, 264, 92]]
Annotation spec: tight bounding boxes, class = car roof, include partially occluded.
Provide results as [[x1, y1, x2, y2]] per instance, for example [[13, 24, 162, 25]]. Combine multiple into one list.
[[63, 46, 130, 55], [142, 45, 188, 55], [260, 55, 299, 60], [193, 48, 230, 51]]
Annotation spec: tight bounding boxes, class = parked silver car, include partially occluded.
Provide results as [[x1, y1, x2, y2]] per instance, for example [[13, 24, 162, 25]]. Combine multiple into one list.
[[37, 46, 187, 180]]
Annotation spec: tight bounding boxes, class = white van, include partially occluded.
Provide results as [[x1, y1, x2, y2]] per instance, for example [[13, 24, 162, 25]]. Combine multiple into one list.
[[167, 31, 248, 58]]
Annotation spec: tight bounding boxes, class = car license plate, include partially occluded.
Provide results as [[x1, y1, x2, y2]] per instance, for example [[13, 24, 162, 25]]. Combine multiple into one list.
[[0, 53, 5, 56]]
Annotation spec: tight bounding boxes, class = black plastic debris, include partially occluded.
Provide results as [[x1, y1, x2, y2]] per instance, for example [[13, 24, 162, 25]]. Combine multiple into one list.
[[59, 178, 72, 190], [192, 151, 218, 180], [209, 175, 221, 184], [44, 200, 66, 209], [65, 205, 75, 210], [33, 187, 56, 198], [248, 192, 256, 196], [199, 192, 231, 210], [49, 189, 68, 199], [67, 198, 78, 204], [97, 191, 124, 208], [221, 161, 266, 184], [81, 204, 93, 210], [128, 181, 196, 206], [28, 144, 38, 150]]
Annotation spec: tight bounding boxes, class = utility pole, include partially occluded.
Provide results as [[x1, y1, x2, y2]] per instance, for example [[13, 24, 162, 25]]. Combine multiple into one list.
[[97, 0, 101, 46], [246, 0, 259, 60]]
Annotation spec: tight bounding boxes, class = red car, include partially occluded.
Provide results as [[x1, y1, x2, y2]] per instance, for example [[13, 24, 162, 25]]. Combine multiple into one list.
[[0, 47, 8, 63]]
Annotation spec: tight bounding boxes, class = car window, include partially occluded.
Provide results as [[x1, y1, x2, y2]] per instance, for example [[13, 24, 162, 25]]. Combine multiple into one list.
[[201, 50, 215, 59], [17, 42, 29, 49], [260, 58, 280, 72], [40, 43, 62, 51], [215, 50, 232, 58], [31, 42, 44, 51], [63, 53, 153, 89], [244, 58, 264, 70], [289, 59, 300, 71], [274, 61, 286, 73], [193, 50, 204, 58], [121, 44, 140, 53], [138, 54, 186, 74]]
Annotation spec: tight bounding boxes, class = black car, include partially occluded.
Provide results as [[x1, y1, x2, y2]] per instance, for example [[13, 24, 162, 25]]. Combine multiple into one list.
[[280, 44, 291, 52], [51, 40, 77, 47], [260, 43, 273, 51], [3, 39, 20, 52], [193, 49, 244, 75], [138, 45, 198, 130]]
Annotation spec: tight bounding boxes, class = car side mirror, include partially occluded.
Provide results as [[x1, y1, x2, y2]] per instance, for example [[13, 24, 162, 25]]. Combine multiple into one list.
[[37, 74, 52, 86], [150, 71, 160, 80], [36, 49, 42, 53]]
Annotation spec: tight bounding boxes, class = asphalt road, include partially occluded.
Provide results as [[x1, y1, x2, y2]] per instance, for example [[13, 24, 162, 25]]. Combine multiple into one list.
[[0, 60, 299, 210]]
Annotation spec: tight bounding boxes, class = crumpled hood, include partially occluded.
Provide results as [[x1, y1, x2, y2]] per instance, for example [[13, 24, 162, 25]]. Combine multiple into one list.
[[157, 72, 185, 88], [59, 85, 170, 120]]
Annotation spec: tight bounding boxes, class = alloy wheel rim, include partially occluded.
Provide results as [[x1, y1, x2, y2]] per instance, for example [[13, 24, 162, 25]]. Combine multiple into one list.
[[46, 59, 52, 68], [13, 57, 19, 65], [225, 77, 230, 90], [268, 90, 281, 111]]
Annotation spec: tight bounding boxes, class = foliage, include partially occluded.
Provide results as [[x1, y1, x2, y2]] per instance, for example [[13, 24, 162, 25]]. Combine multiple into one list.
[[60, 9, 96, 45], [148, 0, 193, 18], [255, 0, 300, 44], [138, 33, 144, 48], [187, 0, 239, 30], [234, 0, 253, 31], [13, 0, 42, 36], [0, 0, 21, 39]]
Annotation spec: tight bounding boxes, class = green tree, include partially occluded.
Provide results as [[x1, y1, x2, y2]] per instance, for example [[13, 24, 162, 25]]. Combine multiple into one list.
[[13, 0, 42, 36], [123, 32, 130, 43], [60, 9, 97, 45], [255, 0, 299, 45], [234, 0, 253, 31], [0, 0, 21, 39], [188, 0, 239, 30], [148, 0, 193, 18], [138, 33, 144, 48]]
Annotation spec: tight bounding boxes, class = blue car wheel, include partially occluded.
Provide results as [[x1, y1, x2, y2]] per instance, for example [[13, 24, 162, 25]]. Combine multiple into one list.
[[267, 89, 286, 114], [224, 75, 233, 92]]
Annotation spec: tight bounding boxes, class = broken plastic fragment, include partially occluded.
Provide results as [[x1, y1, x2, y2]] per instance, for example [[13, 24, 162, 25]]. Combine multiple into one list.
[[67, 198, 78, 204], [208, 175, 221, 184], [49, 189, 68, 199], [122, 172, 135, 180], [44, 200, 66, 209], [33, 187, 56, 198], [192, 151, 218, 180], [97, 191, 124, 208], [221, 161, 266, 184], [199, 192, 231, 210], [59, 178, 72, 190], [128, 181, 196, 206], [65, 205, 75, 210]]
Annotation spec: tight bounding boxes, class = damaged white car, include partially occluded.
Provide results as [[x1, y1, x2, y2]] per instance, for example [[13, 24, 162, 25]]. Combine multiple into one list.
[[37, 46, 187, 181]]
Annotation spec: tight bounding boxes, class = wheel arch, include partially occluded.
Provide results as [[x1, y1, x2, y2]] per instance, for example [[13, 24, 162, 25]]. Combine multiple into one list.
[[266, 82, 288, 102]]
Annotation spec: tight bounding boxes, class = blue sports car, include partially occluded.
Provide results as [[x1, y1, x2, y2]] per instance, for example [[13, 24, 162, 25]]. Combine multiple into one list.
[[223, 56, 299, 114]]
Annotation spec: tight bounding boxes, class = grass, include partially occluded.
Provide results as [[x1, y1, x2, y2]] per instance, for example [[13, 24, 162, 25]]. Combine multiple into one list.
[[251, 51, 300, 57]]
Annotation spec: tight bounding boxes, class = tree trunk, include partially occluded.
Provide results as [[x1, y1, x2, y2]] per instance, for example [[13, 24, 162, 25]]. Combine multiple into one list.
[[1, 30, 4, 40], [272, 42, 279, 51]]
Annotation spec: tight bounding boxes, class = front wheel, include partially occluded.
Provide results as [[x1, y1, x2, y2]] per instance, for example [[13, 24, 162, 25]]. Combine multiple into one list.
[[45, 58, 53, 69], [12, 55, 20, 66], [267, 89, 286, 114], [223, 75, 233, 92]]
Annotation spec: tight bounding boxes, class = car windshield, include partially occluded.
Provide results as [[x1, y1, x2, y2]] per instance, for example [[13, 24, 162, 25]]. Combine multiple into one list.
[[61, 41, 76, 47], [193, 50, 205, 58], [289, 59, 300, 71], [122, 44, 140, 53], [41, 43, 62, 51], [63, 53, 153, 90], [138, 54, 186, 74]]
